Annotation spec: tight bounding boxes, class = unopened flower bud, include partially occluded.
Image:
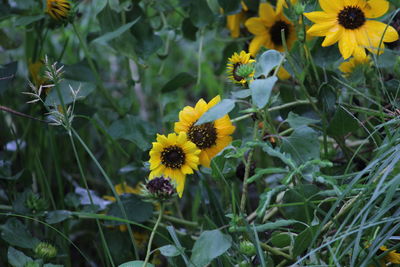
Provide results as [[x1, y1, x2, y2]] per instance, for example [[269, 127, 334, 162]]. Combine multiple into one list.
[[34, 242, 57, 259], [240, 240, 256, 256], [145, 177, 176, 200]]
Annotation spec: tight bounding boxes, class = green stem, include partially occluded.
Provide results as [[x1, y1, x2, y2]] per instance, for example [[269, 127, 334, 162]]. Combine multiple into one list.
[[72, 23, 124, 116], [160, 214, 198, 228], [68, 132, 115, 267], [239, 121, 258, 213], [71, 128, 139, 259], [196, 28, 204, 86], [143, 203, 164, 267]]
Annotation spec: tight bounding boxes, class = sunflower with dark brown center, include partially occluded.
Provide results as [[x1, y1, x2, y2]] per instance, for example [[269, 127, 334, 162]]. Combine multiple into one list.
[[174, 96, 236, 168], [304, 0, 399, 59], [244, 3, 296, 56], [149, 132, 200, 197]]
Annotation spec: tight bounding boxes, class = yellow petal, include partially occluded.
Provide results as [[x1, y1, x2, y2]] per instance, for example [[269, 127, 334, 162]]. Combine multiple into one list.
[[176, 132, 187, 145], [199, 151, 211, 168], [319, 0, 343, 13], [365, 20, 399, 43], [181, 164, 193, 175], [208, 95, 221, 109], [307, 21, 336, 36], [245, 17, 268, 35], [362, 0, 389, 18], [303, 11, 336, 23], [227, 14, 242, 38], [259, 3, 276, 26], [338, 30, 356, 59], [277, 67, 291, 80], [322, 25, 343, 46], [249, 35, 268, 56], [175, 174, 186, 198]]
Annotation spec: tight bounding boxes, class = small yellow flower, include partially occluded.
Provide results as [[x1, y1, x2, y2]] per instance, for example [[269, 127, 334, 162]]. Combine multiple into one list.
[[46, 0, 71, 21], [276, 0, 297, 14], [380, 246, 400, 264], [149, 132, 200, 197], [226, 2, 249, 38], [339, 54, 371, 75], [174, 96, 236, 168], [245, 3, 297, 56], [304, 0, 399, 59], [227, 51, 255, 84]]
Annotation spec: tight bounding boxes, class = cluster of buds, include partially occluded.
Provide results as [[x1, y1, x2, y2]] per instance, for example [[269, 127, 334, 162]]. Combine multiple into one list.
[[26, 192, 48, 214], [142, 177, 176, 201]]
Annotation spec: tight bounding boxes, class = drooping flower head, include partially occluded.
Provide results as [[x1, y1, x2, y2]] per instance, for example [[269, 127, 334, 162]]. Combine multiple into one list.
[[227, 51, 256, 85], [46, 0, 71, 21], [149, 132, 200, 197], [174, 96, 236, 168], [226, 1, 249, 38], [304, 0, 399, 59], [339, 53, 371, 75], [245, 3, 297, 56]]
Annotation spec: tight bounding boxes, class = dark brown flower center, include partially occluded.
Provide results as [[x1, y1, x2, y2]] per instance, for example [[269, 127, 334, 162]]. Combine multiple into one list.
[[269, 20, 290, 46], [188, 122, 217, 149], [233, 63, 244, 82], [161, 146, 185, 169], [338, 6, 365, 29]]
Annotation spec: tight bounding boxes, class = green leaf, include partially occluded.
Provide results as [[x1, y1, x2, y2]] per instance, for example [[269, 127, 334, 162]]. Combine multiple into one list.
[[15, 15, 44, 27], [256, 185, 287, 218], [118, 261, 154, 267], [281, 126, 320, 164], [190, 230, 232, 267], [45, 80, 96, 106], [107, 115, 156, 151], [286, 112, 320, 130], [218, 0, 241, 15], [181, 18, 198, 41], [271, 232, 293, 248], [195, 99, 236, 125], [293, 225, 319, 257], [280, 184, 321, 225], [254, 50, 283, 78], [0, 219, 40, 249], [250, 76, 278, 109], [247, 168, 288, 184], [0, 61, 17, 94], [91, 18, 141, 45], [231, 89, 251, 99], [318, 84, 336, 114], [45, 210, 72, 224], [159, 245, 181, 257], [327, 106, 358, 136], [106, 195, 153, 224], [189, 0, 214, 28], [161, 72, 196, 93], [8, 247, 33, 267], [251, 220, 299, 232]]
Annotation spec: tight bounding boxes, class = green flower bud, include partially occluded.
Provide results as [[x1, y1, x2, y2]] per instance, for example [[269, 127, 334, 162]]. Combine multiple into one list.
[[239, 240, 256, 256], [236, 64, 254, 81], [294, 3, 305, 16], [34, 242, 57, 259]]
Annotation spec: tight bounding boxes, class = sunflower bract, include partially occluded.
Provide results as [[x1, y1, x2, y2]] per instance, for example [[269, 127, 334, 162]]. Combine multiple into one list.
[[46, 0, 71, 21]]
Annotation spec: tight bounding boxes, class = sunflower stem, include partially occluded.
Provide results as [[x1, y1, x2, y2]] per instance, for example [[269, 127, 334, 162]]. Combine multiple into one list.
[[196, 28, 205, 86], [143, 203, 164, 267], [239, 121, 258, 213]]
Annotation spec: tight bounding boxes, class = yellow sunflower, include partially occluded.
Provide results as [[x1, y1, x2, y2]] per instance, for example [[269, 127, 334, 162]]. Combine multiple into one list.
[[304, 0, 399, 59], [227, 2, 249, 38], [380, 246, 400, 264], [46, 0, 71, 21], [276, 0, 297, 14], [339, 53, 371, 75], [149, 132, 200, 197], [245, 3, 297, 56], [174, 96, 236, 168], [227, 51, 256, 84]]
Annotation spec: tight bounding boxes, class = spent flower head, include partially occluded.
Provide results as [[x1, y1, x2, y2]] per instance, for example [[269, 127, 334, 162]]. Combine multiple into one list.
[[143, 177, 176, 201]]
